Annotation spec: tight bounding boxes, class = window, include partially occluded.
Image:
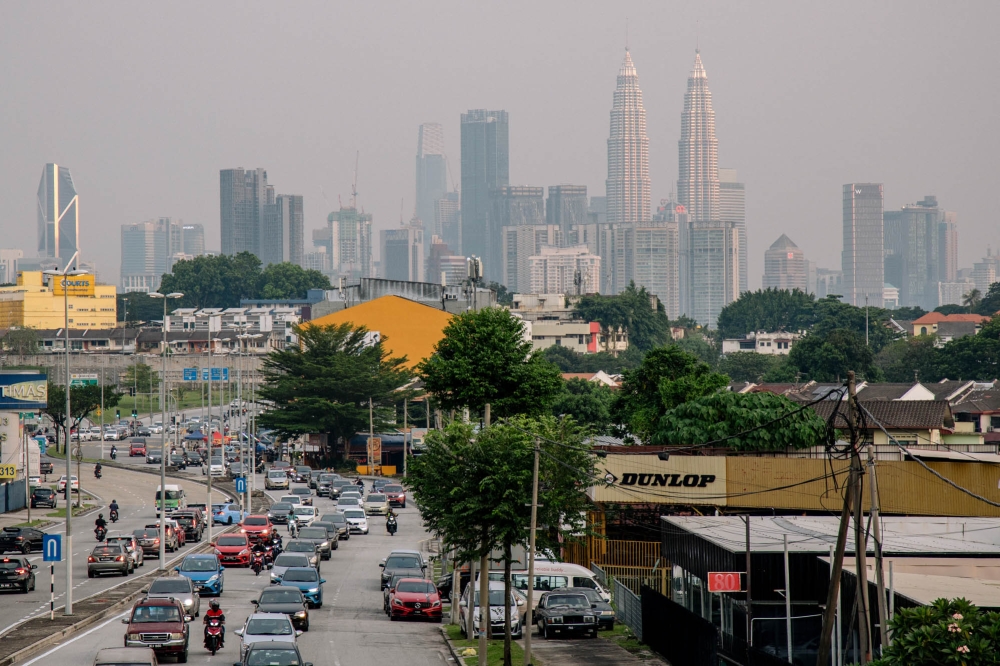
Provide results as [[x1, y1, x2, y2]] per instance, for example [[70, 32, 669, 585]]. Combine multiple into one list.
[[920, 327, 928, 335]]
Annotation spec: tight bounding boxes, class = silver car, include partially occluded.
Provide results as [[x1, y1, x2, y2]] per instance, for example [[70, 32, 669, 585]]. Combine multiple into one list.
[[282, 540, 320, 570], [270, 553, 313, 584], [145, 576, 201, 617], [105, 532, 144, 569], [234, 612, 301, 660], [87, 543, 131, 577]]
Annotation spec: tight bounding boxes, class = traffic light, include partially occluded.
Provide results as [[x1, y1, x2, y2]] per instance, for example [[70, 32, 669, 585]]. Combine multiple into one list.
[[116, 409, 121, 420], [132, 409, 137, 419]]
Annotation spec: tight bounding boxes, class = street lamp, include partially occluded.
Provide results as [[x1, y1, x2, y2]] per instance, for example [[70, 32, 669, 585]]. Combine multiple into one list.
[[42, 251, 85, 615], [148, 291, 183, 568], [237, 332, 263, 502]]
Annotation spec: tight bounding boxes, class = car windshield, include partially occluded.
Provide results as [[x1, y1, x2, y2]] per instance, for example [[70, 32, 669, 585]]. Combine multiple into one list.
[[154, 490, 182, 500], [0, 561, 24, 571], [34, 489, 54, 496], [383, 485, 403, 492], [245, 617, 293, 636], [271, 503, 292, 511], [246, 647, 300, 666], [385, 555, 422, 569], [149, 579, 190, 593], [319, 475, 336, 482], [93, 546, 121, 555], [267, 471, 285, 478], [217, 536, 247, 546], [298, 528, 326, 539], [546, 594, 590, 609], [292, 488, 310, 495], [291, 507, 313, 516], [473, 590, 513, 606], [180, 558, 217, 572], [260, 589, 303, 604], [285, 542, 314, 552], [338, 498, 359, 506], [343, 509, 365, 519], [367, 494, 386, 502], [130, 605, 181, 623], [274, 554, 309, 567], [134, 529, 158, 539], [244, 517, 267, 526], [282, 569, 318, 583], [325, 515, 346, 524], [211, 458, 223, 465], [397, 581, 435, 593]]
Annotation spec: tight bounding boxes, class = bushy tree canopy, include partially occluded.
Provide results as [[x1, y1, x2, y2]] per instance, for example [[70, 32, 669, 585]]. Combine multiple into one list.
[[716, 288, 817, 339], [574, 282, 670, 352], [542, 345, 643, 374], [550, 378, 615, 434], [871, 598, 999, 666], [718, 352, 797, 383]]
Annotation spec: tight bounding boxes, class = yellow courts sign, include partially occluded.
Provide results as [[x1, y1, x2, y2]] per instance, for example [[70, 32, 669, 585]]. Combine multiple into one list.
[[52, 274, 95, 297]]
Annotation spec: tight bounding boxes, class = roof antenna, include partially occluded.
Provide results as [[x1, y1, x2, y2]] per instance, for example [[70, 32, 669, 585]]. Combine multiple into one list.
[[625, 17, 629, 51]]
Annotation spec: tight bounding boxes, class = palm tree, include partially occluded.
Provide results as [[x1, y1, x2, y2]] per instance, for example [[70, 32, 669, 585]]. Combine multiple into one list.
[[963, 288, 982, 313]]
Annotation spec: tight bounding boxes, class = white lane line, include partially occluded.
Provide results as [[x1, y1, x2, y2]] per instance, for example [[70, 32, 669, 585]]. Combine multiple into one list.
[[21, 610, 128, 665]]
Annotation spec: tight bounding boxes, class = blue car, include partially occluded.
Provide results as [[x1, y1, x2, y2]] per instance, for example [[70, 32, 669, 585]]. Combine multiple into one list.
[[278, 567, 325, 608], [175, 554, 225, 595], [213, 503, 244, 526]]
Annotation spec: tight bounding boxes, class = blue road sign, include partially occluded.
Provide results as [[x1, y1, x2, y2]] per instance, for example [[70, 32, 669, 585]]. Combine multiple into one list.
[[183, 368, 198, 381], [43, 534, 62, 562], [234, 477, 246, 494], [201, 368, 229, 381]]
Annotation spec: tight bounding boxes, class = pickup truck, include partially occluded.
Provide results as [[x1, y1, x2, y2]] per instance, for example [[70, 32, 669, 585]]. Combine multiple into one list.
[[38, 460, 54, 475]]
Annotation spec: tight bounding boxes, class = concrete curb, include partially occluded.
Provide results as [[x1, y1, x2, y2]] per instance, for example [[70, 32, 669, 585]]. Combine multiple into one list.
[[440, 626, 470, 664]]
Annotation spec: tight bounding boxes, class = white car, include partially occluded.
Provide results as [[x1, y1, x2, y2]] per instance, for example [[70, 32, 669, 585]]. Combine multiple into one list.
[[337, 497, 361, 510], [341, 508, 369, 534], [459, 580, 525, 639], [57, 475, 79, 492], [265, 470, 290, 490], [279, 495, 302, 507], [235, 613, 301, 659], [89, 427, 103, 440], [150, 422, 163, 434], [207, 457, 226, 477], [103, 428, 119, 441], [290, 506, 316, 528]]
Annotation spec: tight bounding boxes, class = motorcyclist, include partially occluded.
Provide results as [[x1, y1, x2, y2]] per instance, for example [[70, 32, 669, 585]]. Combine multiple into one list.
[[250, 539, 269, 561], [386, 510, 398, 534], [270, 531, 283, 552], [94, 513, 107, 536], [109, 500, 120, 522], [203, 600, 225, 647], [94, 462, 102, 478], [110, 445, 117, 460]]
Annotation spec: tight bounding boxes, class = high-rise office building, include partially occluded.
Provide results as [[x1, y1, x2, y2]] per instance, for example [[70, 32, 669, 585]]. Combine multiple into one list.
[[261, 194, 304, 267], [181, 224, 205, 257], [842, 183, 884, 307], [678, 51, 720, 224], [680, 220, 741, 327], [327, 206, 373, 281], [435, 192, 461, 255], [220, 168, 272, 257], [37, 163, 80, 260], [487, 185, 544, 283], [416, 123, 449, 235], [380, 220, 424, 283], [0, 249, 24, 285], [120, 218, 204, 292], [528, 246, 601, 296], [883, 195, 958, 310], [546, 185, 588, 241], [503, 224, 561, 294], [719, 168, 747, 294], [606, 50, 650, 225], [427, 237, 467, 286], [762, 234, 807, 291], [461, 109, 509, 275]]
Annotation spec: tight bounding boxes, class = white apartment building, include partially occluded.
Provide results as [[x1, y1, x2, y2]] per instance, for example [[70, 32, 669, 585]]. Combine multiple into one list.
[[528, 246, 600, 296]]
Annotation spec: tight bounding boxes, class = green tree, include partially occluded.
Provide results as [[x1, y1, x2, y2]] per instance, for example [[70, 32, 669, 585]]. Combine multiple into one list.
[[611, 346, 728, 443], [159, 252, 263, 308], [875, 335, 944, 382], [1, 328, 40, 355], [788, 328, 881, 382], [889, 306, 927, 320], [935, 316, 1000, 380], [811, 296, 900, 353], [674, 335, 719, 367], [870, 598, 998, 666], [718, 352, 796, 383], [653, 391, 828, 450], [486, 281, 514, 306], [550, 378, 614, 433], [117, 293, 164, 327], [935, 303, 968, 316], [964, 288, 983, 312], [975, 282, 1000, 316], [541, 345, 643, 374], [716, 288, 817, 339], [122, 363, 160, 395], [256, 262, 330, 300], [257, 323, 412, 461], [418, 308, 562, 419], [44, 382, 124, 453], [574, 282, 670, 352]]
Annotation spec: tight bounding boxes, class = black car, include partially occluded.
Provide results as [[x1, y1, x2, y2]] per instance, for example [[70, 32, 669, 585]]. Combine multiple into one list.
[[170, 510, 205, 542], [237, 641, 313, 666], [187, 451, 204, 466], [534, 591, 599, 639], [379, 553, 426, 590], [228, 462, 246, 479], [328, 480, 352, 500], [0, 556, 37, 593], [309, 522, 340, 551], [136, 427, 153, 437], [318, 513, 350, 540], [553, 587, 615, 630], [267, 502, 294, 525], [168, 454, 187, 469], [372, 478, 390, 493], [145, 449, 163, 464], [31, 487, 58, 509], [0, 527, 45, 554], [38, 460, 54, 475], [296, 527, 333, 560], [251, 587, 310, 631], [293, 466, 312, 484]]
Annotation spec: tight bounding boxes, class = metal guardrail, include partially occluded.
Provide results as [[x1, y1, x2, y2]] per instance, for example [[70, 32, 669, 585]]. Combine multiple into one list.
[[614, 577, 643, 642]]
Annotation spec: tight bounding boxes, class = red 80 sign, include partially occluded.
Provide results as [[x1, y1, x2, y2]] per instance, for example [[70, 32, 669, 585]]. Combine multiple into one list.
[[707, 572, 743, 593]]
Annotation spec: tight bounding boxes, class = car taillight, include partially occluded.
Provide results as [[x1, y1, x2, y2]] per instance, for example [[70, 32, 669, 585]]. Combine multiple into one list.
[[88, 556, 96, 563], [15, 568, 27, 575], [116, 556, 125, 561], [14, 536, 23, 541]]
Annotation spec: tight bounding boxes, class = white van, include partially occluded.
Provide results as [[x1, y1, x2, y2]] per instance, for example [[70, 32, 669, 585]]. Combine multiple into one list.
[[492, 562, 610, 611]]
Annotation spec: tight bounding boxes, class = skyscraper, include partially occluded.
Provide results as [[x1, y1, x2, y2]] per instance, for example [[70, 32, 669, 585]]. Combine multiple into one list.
[[719, 168, 747, 294], [883, 195, 958, 310], [842, 183, 884, 307], [503, 224, 561, 294], [487, 185, 544, 283], [181, 224, 205, 257], [678, 51, 720, 223], [546, 185, 589, 240], [461, 109, 509, 276], [121, 218, 202, 292], [763, 234, 807, 291], [435, 192, 461, 255], [380, 220, 424, 283], [220, 168, 272, 257], [416, 123, 449, 235], [528, 246, 601, 296], [327, 206, 373, 281], [37, 163, 80, 260], [261, 194, 304, 267], [605, 50, 650, 225], [680, 220, 741, 327]]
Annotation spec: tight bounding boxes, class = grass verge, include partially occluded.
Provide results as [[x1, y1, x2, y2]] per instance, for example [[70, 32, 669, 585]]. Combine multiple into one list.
[[444, 624, 538, 666], [46, 503, 95, 518], [605, 622, 661, 660], [10, 519, 49, 528]]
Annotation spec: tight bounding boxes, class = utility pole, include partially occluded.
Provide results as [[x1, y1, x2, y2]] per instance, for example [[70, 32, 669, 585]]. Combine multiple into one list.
[[368, 397, 374, 476], [524, 440, 541, 666], [849, 373, 872, 663], [403, 398, 408, 479], [745, 515, 752, 650], [867, 442, 889, 653]]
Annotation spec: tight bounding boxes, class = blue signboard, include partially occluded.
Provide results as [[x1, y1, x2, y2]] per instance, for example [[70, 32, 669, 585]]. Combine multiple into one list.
[[43, 534, 62, 562], [201, 368, 229, 381], [234, 477, 246, 494], [0, 373, 48, 410], [183, 368, 198, 382]]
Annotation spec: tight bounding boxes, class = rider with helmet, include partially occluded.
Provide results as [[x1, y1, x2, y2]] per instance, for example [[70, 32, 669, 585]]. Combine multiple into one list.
[[94, 513, 107, 536], [203, 600, 225, 647], [109, 499, 120, 522]]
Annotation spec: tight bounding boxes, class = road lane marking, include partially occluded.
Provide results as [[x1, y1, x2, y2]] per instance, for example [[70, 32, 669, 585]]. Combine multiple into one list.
[[21, 610, 129, 666]]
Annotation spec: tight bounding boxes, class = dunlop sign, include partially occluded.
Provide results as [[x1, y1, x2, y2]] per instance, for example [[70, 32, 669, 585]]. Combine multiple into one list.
[[589, 454, 727, 506], [0, 373, 48, 410]]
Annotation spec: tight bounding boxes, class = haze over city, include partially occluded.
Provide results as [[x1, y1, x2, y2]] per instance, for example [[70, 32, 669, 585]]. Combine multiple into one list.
[[1, 1, 996, 290]]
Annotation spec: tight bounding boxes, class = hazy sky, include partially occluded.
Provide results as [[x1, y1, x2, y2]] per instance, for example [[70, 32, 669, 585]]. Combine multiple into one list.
[[2, 2, 997, 290]]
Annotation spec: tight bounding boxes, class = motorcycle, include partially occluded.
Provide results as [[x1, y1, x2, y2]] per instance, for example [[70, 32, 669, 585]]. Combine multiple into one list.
[[110, 509, 119, 523], [95, 526, 107, 541], [386, 516, 398, 536], [251, 552, 265, 576], [94, 468, 102, 480], [204, 616, 224, 655], [110, 448, 117, 461]]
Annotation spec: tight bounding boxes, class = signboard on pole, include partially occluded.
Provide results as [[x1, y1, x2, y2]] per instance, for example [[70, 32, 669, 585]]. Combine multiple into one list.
[[69, 373, 98, 387], [183, 368, 198, 382], [43, 535, 62, 562], [234, 477, 246, 494], [0, 373, 48, 410], [707, 572, 743, 593], [201, 368, 229, 381]]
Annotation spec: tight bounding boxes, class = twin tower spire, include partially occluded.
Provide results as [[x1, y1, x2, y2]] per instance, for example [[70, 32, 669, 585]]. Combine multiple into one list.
[[606, 48, 720, 224]]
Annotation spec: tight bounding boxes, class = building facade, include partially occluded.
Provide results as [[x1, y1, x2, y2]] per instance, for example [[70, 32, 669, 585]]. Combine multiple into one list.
[[0, 271, 116, 329], [380, 222, 425, 283], [220, 167, 272, 258], [434, 192, 461, 256], [528, 245, 601, 296], [503, 224, 561, 294], [120, 218, 206, 293], [261, 194, 304, 267], [681, 220, 740, 327], [842, 183, 884, 307], [37, 163, 80, 260], [677, 52, 720, 224], [546, 185, 589, 240], [762, 234, 807, 291], [416, 123, 449, 239], [181, 224, 205, 257], [883, 195, 957, 310], [605, 50, 650, 225], [327, 206, 373, 282], [0, 249, 24, 285], [485, 185, 543, 284], [461, 109, 509, 276], [719, 168, 747, 294]]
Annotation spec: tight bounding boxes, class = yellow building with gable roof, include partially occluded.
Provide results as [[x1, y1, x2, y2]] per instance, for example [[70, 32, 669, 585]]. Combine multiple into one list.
[[0, 271, 117, 330]]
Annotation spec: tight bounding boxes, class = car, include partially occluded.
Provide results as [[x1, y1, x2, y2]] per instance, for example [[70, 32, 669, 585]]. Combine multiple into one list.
[[228, 462, 247, 479], [281, 541, 320, 570], [251, 587, 310, 631], [314, 473, 339, 497], [553, 587, 615, 630], [146, 575, 200, 617], [137, 428, 153, 438], [235, 641, 312, 666], [93, 647, 158, 666], [103, 428, 120, 441], [279, 495, 302, 508], [144, 523, 182, 551], [328, 480, 352, 499], [336, 497, 361, 511], [289, 487, 312, 506], [290, 506, 317, 528], [121, 597, 192, 662], [0, 526, 44, 554], [150, 422, 163, 434], [88, 543, 132, 577], [0, 556, 37, 593], [88, 426, 103, 441], [382, 572, 411, 615], [459, 580, 525, 639], [338, 489, 363, 502], [57, 475, 79, 493], [132, 528, 163, 557], [212, 503, 244, 525], [270, 553, 315, 583], [145, 449, 163, 465], [294, 527, 333, 561], [129, 440, 147, 457], [379, 551, 426, 590], [38, 460, 54, 475], [30, 487, 58, 509], [239, 515, 273, 542], [372, 478, 390, 493], [168, 453, 187, 470], [389, 578, 443, 622], [234, 613, 301, 661], [186, 451, 203, 466], [213, 534, 252, 567], [206, 456, 226, 477], [534, 590, 599, 639], [106, 532, 145, 569], [265, 469, 290, 490], [309, 522, 341, 551], [383, 484, 407, 508], [342, 508, 369, 535], [267, 502, 294, 525], [293, 466, 312, 484], [364, 493, 390, 516], [175, 554, 224, 596], [278, 567, 325, 608], [318, 513, 350, 540], [170, 510, 205, 542]]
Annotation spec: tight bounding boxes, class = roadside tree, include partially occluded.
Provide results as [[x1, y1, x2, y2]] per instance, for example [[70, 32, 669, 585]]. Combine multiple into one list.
[[44, 383, 124, 453]]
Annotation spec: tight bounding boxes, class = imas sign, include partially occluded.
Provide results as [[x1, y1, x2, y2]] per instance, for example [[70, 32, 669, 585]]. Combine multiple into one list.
[[0, 373, 48, 410], [589, 454, 728, 506]]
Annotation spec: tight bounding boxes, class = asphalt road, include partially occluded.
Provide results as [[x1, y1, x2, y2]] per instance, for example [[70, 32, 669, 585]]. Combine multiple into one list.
[[0, 462, 231, 638], [17, 476, 452, 666]]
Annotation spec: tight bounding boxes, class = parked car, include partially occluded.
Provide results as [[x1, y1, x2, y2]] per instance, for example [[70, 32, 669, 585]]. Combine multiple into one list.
[[383, 484, 407, 508], [87, 543, 132, 577], [389, 578, 443, 622], [105, 532, 145, 569], [0, 556, 37, 593], [57, 475, 79, 493], [234, 613, 300, 661], [533, 590, 598, 639], [251, 587, 310, 631], [364, 493, 390, 516], [0, 526, 45, 554], [553, 586, 615, 630], [146, 575, 200, 617], [460, 580, 526, 639], [213, 534, 252, 567], [30, 487, 58, 509], [121, 597, 192, 662]]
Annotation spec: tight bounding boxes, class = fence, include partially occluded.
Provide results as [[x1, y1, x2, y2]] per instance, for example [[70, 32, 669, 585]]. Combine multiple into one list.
[[641, 585, 718, 666], [614, 578, 643, 642], [600, 564, 670, 596], [0, 480, 26, 514], [564, 537, 660, 568]]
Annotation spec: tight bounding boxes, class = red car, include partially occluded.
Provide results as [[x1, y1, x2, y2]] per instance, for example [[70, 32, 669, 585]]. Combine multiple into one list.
[[383, 484, 407, 508], [213, 534, 252, 567], [389, 578, 444, 622], [239, 515, 273, 542], [129, 440, 147, 457]]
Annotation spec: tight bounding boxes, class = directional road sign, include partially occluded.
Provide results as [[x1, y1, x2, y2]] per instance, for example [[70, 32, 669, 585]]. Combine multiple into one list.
[[69, 373, 98, 387], [43, 534, 62, 562], [201, 368, 229, 381], [234, 477, 246, 494], [183, 368, 198, 382]]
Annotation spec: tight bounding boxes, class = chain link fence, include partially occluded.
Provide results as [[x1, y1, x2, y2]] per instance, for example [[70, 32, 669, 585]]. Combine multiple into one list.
[[613, 577, 643, 642]]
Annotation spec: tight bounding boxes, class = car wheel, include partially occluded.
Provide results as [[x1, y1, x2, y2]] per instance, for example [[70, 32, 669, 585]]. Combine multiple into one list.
[[20, 581, 29, 594], [88, 570, 94, 578], [227, 517, 233, 525], [542, 622, 549, 639], [30, 577, 35, 592], [301, 621, 309, 632], [177, 649, 188, 663], [21, 544, 30, 555], [390, 613, 397, 621]]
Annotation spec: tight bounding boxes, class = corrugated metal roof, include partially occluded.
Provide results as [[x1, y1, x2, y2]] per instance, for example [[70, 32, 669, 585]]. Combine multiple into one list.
[[809, 399, 954, 429]]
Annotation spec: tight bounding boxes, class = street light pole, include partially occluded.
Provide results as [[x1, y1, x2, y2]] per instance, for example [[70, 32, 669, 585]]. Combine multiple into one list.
[[523, 440, 541, 666]]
